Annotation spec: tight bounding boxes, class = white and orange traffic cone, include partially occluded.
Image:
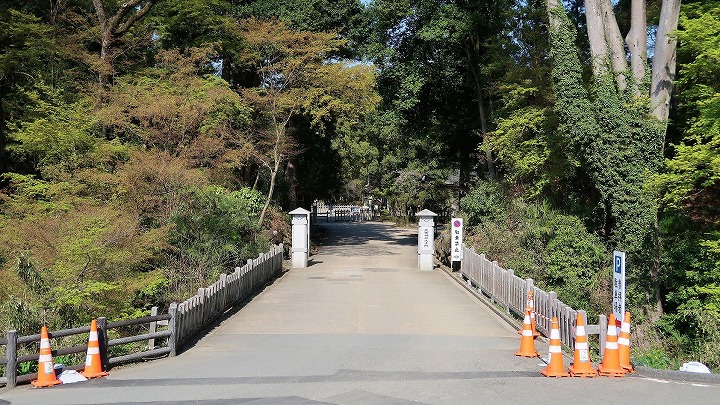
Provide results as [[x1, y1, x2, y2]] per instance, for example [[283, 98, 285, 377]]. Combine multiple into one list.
[[31, 326, 62, 388], [517, 290, 540, 338], [598, 314, 627, 377], [81, 319, 108, 379], [618, 311, 634, 373], [568, 312, 597, 377], [541, 317, 570, 377], [515, 309, 540, 358]]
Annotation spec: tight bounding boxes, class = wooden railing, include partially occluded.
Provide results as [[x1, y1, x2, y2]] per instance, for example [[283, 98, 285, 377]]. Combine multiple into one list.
[[1, 244, 284, 388], [459, 244, 607, 350], [173, 244, 284, 347]]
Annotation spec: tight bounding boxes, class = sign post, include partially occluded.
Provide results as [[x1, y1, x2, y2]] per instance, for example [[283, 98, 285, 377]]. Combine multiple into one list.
[[612, 251, 626, 328], [451, 218, 463, 269]]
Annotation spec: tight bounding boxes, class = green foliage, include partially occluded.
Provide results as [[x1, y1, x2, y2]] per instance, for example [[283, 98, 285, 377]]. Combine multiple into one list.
[[634, 347, 675, 370], [643, 1, 720, 371], [543, 215, 607, 311], [460, 181, 504, 226], [168, 186, 268, 292], [464, 183, 610, 318], [7, 88, 98, 174]]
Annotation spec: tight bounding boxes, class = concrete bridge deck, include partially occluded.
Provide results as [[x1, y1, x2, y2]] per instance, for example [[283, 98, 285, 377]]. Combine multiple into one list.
[[2, 222, 719, 404]]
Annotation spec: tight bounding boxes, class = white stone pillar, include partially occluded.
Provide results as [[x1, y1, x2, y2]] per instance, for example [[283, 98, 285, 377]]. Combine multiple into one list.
[[290, 208, 310, 268], [417, 209, 437, 271]]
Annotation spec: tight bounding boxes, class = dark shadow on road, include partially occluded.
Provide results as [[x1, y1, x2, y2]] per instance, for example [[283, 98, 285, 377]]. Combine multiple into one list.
[[66, 398, 332, 405], [60, 369, 541, 393], [311, 223, 416, 258]]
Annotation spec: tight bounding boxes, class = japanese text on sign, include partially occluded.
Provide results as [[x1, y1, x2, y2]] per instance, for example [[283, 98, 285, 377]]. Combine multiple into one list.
[[451, 218, 463, 261], [613, 251, 626, 327]]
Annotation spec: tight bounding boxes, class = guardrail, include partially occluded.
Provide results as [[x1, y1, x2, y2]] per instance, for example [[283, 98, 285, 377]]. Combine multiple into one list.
[[459, 244, 607, 351], [1, 244, 284, 388]]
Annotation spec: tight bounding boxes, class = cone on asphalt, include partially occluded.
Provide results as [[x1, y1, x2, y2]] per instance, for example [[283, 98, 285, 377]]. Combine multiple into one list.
[[598, 313, 627, 377], [517, 290, 540, 338], [514, 309, 540, 358], [81, 319, 108, 379], [568, 312, 597, 377], [541, 317, 570, 377], [618, 311, 635, 373], [31, 326, 62, 388]]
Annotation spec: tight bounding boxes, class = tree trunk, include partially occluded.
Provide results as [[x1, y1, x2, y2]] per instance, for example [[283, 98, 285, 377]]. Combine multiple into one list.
[[258, 162, 279, 226], [650, 0, 682, 123], [599, 0, 628, 91], [585, 0, 610, 77], [91, 0, 158, 87], [649, 212, 665, 320], [252, 170, 260, 190], [284, 158, 298, 209], [464, 40, 497, 181], [626, 0, 648, 93]]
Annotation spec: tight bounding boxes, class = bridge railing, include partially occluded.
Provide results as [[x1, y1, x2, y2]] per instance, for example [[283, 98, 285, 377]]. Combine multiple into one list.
[[460, 244, 607, 350], [174, 243, 284, 348], [1, 243, 284, 388]]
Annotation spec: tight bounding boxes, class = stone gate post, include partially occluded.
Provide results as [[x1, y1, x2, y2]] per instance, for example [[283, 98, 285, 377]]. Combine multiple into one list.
[[290, 207, 310, 268], [417, 209, 437, 271]]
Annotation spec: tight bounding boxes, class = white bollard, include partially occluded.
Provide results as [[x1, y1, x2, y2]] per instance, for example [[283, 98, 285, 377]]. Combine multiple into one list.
[[290, 208, 310, 268], [417, 209, 437, 271]]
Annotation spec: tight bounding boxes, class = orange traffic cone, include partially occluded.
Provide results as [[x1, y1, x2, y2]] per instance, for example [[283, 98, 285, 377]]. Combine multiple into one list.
[[618, 311, 635, 373], [81, 319, 108, 378], [31, 326, 62, 388], [598, 314, 627, 377], [515, 310, 540, 358], [568, 312, 597, 377], [517, 290, 540, 338], [541, 317, 570, 377]]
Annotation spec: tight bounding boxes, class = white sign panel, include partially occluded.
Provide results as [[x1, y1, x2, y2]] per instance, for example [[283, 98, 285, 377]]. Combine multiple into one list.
[[419, 226, 433, 254], [612, 251, 626, 327], [451, 218, 463, 261]]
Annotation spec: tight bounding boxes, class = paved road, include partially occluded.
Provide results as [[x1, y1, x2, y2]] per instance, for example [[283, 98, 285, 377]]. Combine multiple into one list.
[[2, 222, 719, 404]]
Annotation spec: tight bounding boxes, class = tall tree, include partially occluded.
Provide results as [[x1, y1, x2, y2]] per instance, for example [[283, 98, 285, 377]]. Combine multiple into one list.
[[545, 0, 679, 318], [236, 18, 378, 224], [366, 0, 512, 191]]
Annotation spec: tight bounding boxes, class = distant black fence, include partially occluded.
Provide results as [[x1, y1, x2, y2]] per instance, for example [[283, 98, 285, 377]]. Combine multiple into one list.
[[311, 203, 373, 223], [1, 244, 284, 388]]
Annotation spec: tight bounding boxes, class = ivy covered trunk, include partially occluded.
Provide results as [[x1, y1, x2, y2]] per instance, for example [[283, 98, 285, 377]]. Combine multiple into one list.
[[545, 0, 678, 321]]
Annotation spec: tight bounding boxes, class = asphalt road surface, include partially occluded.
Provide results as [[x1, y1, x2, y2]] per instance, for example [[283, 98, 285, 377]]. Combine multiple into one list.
[[2, 222, 719, 404]]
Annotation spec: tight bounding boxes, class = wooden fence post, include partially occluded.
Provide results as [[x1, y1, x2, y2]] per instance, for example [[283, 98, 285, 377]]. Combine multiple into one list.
[[505, 269, 513, 313], [6, 330, 17, 388], [97, 317, 109, 371], [148, 306, 158, 349], [548, 291, 557, 317], [197, 288, 206, 328], [490, 261, 498, 303], [220, 273, 228, 312], [525, 278, 534, 319], [599, 314, 607, 357], [168, 303, 178, 357]]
